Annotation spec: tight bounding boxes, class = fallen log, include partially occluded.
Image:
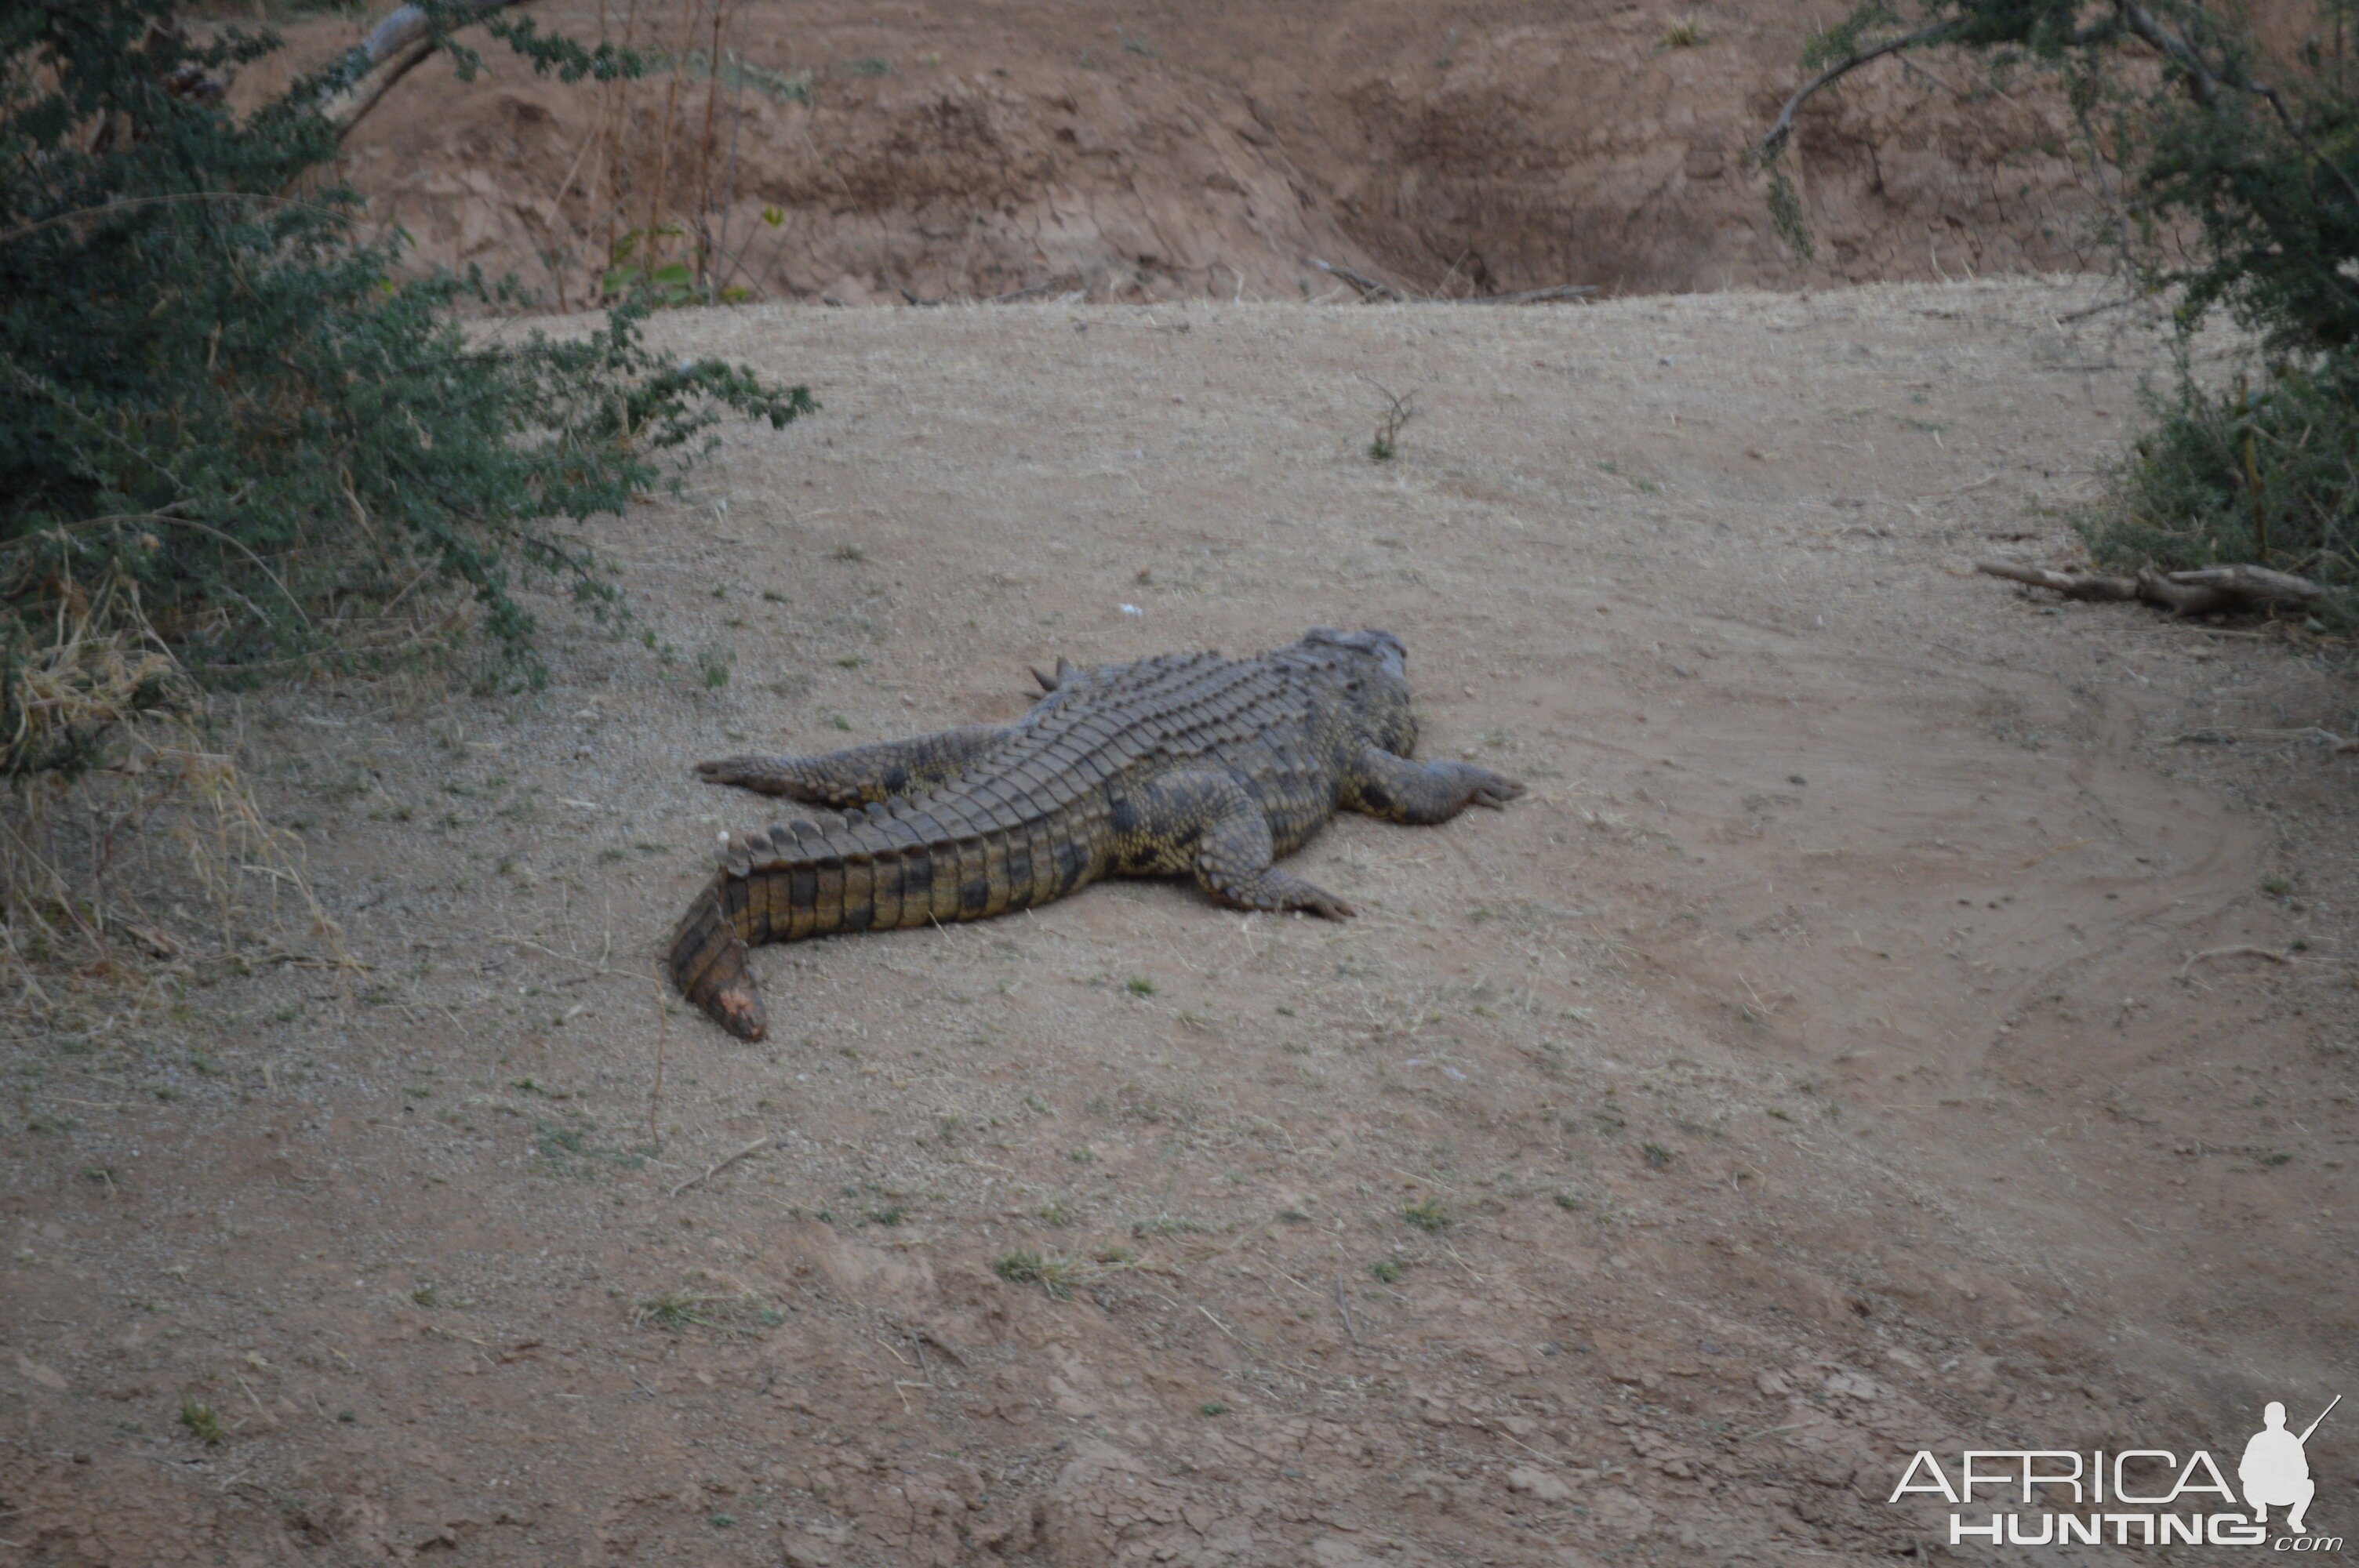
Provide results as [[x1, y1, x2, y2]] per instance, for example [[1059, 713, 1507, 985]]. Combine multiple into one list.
[[1974, 560, 2141, 601], [1975, 558, 2328, 619]]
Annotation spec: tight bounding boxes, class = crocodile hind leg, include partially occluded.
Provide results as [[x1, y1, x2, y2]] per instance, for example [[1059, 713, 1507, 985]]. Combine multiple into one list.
[[1115, 770, 1357, 920], [1341, 743, 1525, 823], [696, 725, 1008, 807], [667, 876, 768, 1040]]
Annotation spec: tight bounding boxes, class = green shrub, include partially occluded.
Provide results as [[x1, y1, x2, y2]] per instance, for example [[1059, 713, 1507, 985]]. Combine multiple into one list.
[[1765, 2, 2359, 608], [2088, 357, 2359, 627], [0, 2, 812, 779]]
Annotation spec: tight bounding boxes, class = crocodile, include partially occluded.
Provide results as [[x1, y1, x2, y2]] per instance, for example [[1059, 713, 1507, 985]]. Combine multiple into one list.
[[666, 628, 1522, 1040]]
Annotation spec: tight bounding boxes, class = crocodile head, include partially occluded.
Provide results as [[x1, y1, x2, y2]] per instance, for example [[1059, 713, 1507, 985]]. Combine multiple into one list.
[[1292, 627, 1417, 754]]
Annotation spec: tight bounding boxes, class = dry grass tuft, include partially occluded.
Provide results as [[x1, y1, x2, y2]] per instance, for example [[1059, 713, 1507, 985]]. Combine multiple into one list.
[[0, 576, 343, 1046]]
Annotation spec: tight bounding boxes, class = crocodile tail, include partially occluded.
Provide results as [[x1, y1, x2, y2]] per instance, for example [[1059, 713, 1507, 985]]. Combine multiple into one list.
[[667, 874, 768, 1041]]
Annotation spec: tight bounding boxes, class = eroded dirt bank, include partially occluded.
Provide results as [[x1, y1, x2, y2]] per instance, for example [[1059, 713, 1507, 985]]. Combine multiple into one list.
[[2, 281, 2355, 1565], [285, 0, 2105, 305]]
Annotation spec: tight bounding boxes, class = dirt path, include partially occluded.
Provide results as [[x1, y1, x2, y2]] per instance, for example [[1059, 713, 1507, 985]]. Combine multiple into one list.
[[5, 278, 2356, 1566]]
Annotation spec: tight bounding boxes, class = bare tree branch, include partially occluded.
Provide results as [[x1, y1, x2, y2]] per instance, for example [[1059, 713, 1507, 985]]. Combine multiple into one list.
[[1759, 2, 2359, 216], [320, 1, 532, 140], [2114, 0, 2359, 213], [1976, 557, 2327, 617], [1758, 20, 1964, 157]]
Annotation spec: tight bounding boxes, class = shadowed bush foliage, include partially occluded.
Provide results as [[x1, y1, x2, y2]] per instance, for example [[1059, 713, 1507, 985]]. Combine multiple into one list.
[[2096, 355, 2359, 628], [0, 1, 812, 778], [1768, 0, 2359, 622]]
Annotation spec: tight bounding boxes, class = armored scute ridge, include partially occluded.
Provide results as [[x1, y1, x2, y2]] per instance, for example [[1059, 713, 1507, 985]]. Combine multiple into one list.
[[666, 628, 1523, 1040]]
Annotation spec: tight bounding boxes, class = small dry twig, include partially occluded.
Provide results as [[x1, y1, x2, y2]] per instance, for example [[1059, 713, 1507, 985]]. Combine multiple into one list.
[[668, 1136, 773, 1196], [1364, 379, 1419, 463], [1333, 1272, 1363, 1347], [2179, 945, 2295, 976]]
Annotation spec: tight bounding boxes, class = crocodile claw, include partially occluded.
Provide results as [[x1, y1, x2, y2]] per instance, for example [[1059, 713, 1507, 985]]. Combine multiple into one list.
[[1461, 766, 1525, 809]]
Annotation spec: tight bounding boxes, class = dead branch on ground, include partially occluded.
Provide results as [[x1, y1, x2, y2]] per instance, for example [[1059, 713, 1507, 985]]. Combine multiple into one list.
[[1311, 259, 1408, 301], [1308, 259, 1594, 306], [1976, 558, 2327, 619]]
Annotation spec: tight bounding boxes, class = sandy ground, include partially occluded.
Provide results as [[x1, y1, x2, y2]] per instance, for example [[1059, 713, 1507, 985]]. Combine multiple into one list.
[[5, 278, 2357, 1566]]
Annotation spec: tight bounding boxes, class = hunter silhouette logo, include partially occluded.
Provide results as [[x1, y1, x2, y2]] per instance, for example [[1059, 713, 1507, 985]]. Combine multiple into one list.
[[2242, 1396, 2338, 1535], [1888, 1396, 2342, 1549]]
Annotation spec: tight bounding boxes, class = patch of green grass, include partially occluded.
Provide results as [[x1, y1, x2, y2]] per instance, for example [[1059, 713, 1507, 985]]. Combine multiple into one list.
[[531, 1116, 645, 1179], [1642, 1142, 1676, 1169], [2263, 876, 2294, 896], [1371, 1259, 1402, 1283], [535, 1121, 585, 1155], [861, 1204, 906, 1227], [2263, 1151, 2295, 1167], [634, 1290, 713, 1331], [1198, 1401, 1228, 1416], [409, 1285, 438, 1308], [992, 1248, 1081, 1298], [1125, 975, 1155, 996], [1131, 1214, 1210, 1237], [1038, 1201, 1075, 1227], [1401, 1197, 1448, 1232], [178, 1394, 222, 1445], [1661, 18, 1706, 46]]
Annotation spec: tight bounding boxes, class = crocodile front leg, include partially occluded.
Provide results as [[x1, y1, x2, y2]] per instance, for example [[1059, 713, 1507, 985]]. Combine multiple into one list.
[[696, 725, 1009, 806], [1115, 770, 1357, 919], [1341, 743, 1525, 823]]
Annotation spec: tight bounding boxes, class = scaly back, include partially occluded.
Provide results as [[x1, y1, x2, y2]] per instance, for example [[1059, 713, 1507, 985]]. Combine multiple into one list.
[[710, 648, 1331, 939]]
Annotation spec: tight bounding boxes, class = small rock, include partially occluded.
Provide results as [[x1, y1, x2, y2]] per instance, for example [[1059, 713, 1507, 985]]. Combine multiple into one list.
[[1506, 1465, 1572, 1502]]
